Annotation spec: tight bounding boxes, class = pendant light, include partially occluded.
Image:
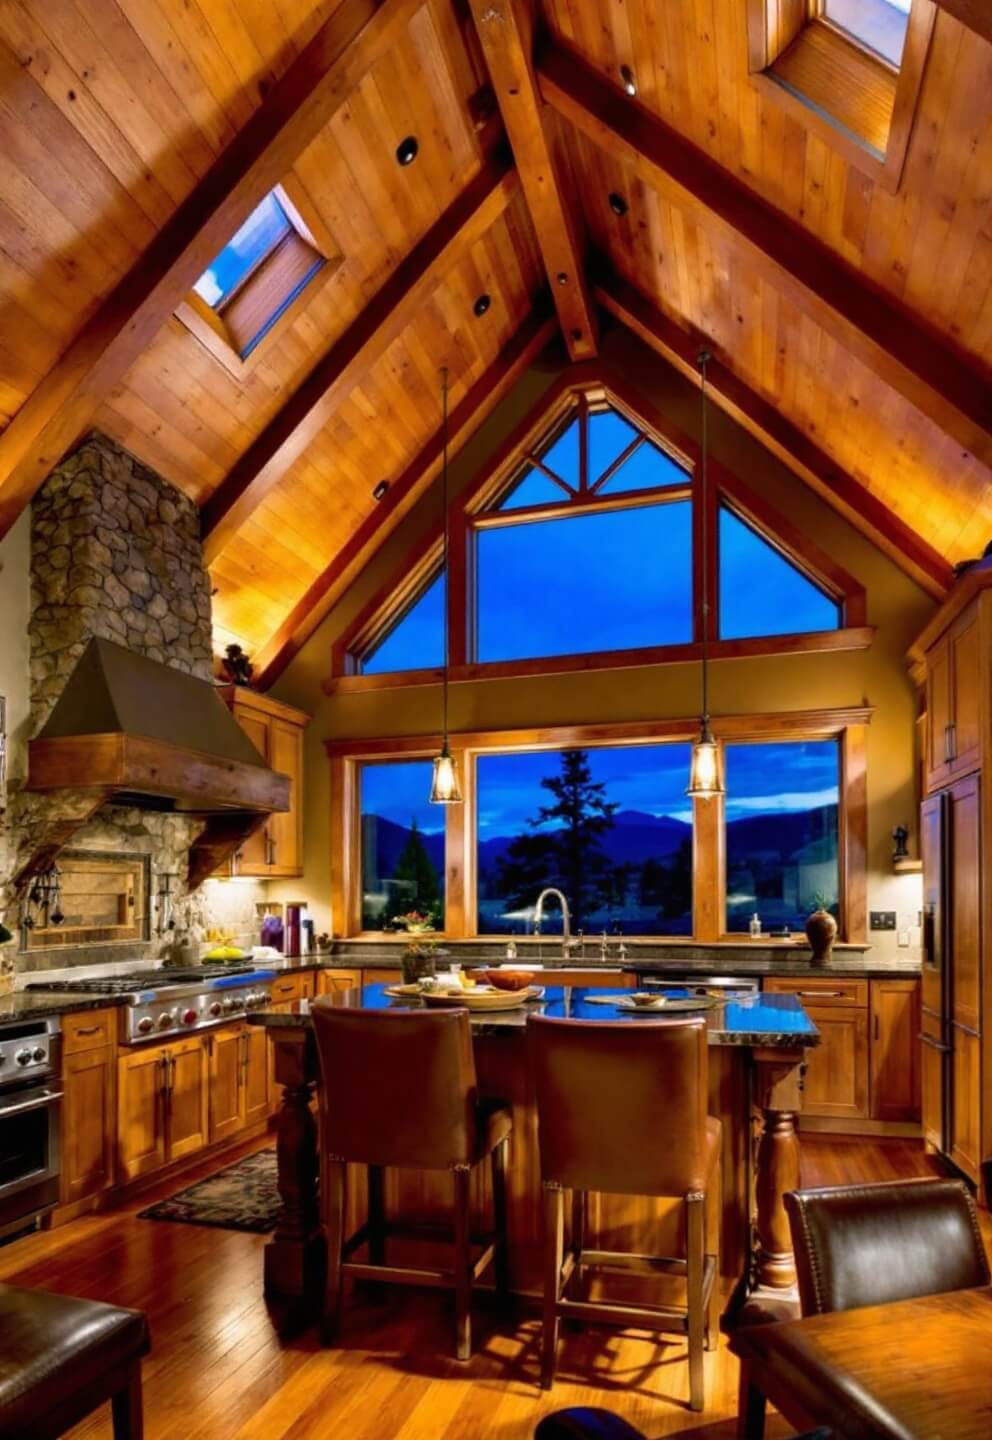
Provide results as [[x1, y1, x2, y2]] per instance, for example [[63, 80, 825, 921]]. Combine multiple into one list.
[[687, 349, 724, 799], [429, 366, 463, 805]]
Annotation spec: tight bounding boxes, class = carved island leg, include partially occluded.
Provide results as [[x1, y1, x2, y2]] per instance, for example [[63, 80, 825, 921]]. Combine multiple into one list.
[[263, 1029, 324, 1334], [751, 1047, 804, 1291]]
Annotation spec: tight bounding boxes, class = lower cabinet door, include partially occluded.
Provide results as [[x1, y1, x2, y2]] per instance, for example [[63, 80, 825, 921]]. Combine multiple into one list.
[[166, 1037, 210, 1162], [800, 1005, 869, 1120], [62, 1045, 116, 1204], [209, 1026, 247, 1144], [870, 980, 921, 1122], [118, 1047, 167, 1183], [951, 1025, 981, 1183], [244, 1024, 270, 1127]]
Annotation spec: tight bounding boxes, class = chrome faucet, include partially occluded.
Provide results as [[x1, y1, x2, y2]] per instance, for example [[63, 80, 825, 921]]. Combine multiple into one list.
[[533, 888, 579, 960]]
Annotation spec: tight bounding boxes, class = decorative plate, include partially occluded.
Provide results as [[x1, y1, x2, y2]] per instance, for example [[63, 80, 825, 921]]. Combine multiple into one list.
[[420, 985, 543, 1010], [613, 994, 716, 1014]]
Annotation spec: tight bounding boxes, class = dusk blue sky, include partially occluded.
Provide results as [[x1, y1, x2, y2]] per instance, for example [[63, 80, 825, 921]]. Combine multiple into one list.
[[361, 740, 840, 840]]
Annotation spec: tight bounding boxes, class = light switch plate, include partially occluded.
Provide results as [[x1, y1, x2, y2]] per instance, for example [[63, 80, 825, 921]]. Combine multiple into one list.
[[870, 910, 897, 931]]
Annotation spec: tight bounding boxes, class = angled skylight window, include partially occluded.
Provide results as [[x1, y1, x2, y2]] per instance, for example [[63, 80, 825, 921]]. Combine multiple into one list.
[[181, 184, 333, 367], [194, 193, 293, 309], [500, 466, 571, 510], [597, 440, 688, 495], [588, 409, 638, 479], [823, 0, 911, 68]]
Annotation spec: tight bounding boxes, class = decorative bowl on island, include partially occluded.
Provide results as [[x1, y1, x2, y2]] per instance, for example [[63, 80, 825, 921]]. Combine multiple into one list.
[[481, 969, 535, 992]]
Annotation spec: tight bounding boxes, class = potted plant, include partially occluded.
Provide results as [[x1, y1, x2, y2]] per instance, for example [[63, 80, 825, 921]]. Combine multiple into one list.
[[392, 911, 441, 985], [805, 893, 838, 966], [315, 932, 332, 958], [0, 919, 15, 998]]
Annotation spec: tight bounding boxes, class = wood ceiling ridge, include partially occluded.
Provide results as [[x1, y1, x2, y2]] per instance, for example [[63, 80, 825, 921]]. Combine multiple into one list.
[[935, 0, 992, 46], [537, 42, 992, 475], [251, 303, 558, 689], [201, 151, 522, 563], [595, 270, 954, 601], [0, 0, 424, 543]]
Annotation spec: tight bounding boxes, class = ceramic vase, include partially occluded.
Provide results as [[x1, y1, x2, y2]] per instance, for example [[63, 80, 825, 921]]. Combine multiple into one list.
[[805, 907, 838, 965]]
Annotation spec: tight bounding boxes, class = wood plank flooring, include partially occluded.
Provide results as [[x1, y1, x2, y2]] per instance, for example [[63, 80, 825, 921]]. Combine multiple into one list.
[[0, 1136, 981, 1440]]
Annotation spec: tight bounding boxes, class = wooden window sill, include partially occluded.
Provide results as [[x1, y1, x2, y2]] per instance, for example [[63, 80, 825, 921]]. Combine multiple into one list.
[[324, 626, 875, 694]]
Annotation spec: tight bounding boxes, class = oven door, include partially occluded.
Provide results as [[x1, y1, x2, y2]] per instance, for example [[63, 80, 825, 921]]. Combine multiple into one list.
[[0, 1081, 63, 1228]]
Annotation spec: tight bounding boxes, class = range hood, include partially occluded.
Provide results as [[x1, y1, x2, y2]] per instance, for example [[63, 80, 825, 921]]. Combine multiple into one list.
[[22, 638, 289, 887]]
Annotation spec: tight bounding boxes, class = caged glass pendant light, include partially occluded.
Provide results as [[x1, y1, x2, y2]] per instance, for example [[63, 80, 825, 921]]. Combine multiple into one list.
[[429, 366, 463, 806], [686, 349, 725, 799]]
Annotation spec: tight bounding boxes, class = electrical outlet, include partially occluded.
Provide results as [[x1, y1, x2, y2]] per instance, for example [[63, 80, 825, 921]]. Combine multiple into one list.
[[870, 910, 897, 931]]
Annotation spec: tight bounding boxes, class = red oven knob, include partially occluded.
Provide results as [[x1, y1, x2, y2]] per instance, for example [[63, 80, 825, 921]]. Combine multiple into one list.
[[182, 1008, 197, 1026]]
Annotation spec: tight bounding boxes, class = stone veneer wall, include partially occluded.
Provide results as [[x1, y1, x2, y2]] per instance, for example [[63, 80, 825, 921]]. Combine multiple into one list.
[[3, 433, 265, 970]]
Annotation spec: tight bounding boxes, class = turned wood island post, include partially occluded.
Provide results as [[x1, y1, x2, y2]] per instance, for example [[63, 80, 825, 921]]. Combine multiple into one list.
[[249, 983, 817, 1332]]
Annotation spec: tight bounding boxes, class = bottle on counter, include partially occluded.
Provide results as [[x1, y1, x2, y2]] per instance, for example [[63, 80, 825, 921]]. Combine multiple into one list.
[[749, 913, 762, 939], [505, 940, 518, 961]]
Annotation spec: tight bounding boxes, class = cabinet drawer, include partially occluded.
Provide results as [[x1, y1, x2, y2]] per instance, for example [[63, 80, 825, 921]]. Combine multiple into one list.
[[764, 977, 868, 1008], [62, 1008, 117, 1054], [269, 973, 314, 1003]]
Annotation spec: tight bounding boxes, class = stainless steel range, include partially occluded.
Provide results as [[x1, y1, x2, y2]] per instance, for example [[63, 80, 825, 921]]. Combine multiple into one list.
[[27, 966, 276, 1044], [0, 1016, 62, 1236]]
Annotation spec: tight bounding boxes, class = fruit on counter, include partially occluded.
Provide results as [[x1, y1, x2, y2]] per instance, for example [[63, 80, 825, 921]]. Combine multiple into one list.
[[204, 945, 247, 961]]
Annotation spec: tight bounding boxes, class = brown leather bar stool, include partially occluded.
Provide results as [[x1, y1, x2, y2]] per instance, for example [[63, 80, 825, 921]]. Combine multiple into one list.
[[530, 1014, 721, 1411], [0, 1283, 149, 1438], [737, 1176, 991, 1438], [310, 1001, 512, 1360]]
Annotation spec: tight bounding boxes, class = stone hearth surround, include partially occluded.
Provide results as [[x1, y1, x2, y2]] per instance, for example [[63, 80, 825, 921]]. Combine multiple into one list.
[[2, 432, 265, 973]]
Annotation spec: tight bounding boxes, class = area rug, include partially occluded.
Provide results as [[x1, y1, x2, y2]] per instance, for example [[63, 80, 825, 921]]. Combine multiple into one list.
[[138, 1147, 280, 1233]]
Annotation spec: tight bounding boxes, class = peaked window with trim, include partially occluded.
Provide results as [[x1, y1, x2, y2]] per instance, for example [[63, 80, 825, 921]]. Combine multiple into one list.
[[360, 569, 446, 676], [719, 507, 841, 639], [476, 398, 694, 664]]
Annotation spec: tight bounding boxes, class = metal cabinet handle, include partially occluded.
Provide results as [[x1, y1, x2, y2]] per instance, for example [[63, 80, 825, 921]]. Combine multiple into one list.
[[796, 990, 844, 998], [944, 723, 957, 763], [918, 1033, 951, 1053], [73, 1025, 100, 1036], [873, 1014, 880, 1041]]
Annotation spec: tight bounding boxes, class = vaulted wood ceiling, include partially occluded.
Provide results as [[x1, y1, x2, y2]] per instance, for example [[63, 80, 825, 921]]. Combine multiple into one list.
[[0, 0, 988, 674]]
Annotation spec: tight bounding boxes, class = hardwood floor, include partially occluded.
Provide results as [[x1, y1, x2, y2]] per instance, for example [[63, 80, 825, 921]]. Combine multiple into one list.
[[0, 1136, 981, 1440]]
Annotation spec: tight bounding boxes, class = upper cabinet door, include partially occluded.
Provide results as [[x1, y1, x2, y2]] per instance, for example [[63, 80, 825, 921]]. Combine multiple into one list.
[[925, 632, 953, 793], [947, 606, 982, 782], [267, 717, 303, 876]]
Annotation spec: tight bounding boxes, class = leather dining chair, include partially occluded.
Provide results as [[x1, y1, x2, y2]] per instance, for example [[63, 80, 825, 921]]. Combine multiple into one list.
[[310, 1001, 512, 1361], [737, 1176, 991, 1437], [530, 1014, 721, 1411], [534, 1408, 833, 1440]]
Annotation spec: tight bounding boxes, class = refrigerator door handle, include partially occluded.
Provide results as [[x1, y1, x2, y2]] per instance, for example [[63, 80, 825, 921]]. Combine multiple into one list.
[[918, 1032, 952, 1053]]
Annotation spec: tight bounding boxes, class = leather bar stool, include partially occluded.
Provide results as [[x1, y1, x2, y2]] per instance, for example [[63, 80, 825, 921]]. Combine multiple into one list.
[[0, 1283, 149, 1438], [530, 1015, 721, 1411], [737, 1177, 991, 1438], [310, 1001, 512, 1360], [533, 1409, 832, 1440]]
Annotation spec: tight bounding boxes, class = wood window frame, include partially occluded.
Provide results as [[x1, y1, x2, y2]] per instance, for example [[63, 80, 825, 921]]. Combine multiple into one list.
[[174, 177, 342, 379], [326, 708, 870, 944], [745, 0, 937, 192], [325, 368, 870, 695]]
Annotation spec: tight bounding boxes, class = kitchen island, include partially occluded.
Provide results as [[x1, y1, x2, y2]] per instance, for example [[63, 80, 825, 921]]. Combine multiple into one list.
[[249, 982, 818, 1332]]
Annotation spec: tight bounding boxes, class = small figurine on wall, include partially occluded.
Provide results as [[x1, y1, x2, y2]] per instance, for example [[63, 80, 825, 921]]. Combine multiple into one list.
[[892, 825, 910, 861], [220, 644, 254, 687]]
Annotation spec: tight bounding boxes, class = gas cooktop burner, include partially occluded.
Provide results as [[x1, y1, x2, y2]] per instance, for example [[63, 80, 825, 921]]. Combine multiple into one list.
[[26, 965, 278, 1042]]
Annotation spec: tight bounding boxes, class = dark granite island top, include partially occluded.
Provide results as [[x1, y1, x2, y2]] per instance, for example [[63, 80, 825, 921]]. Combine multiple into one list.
[[0, 990, 129, 1022], [250, 980, 817, 1333], [249, 981, 821, 1048]]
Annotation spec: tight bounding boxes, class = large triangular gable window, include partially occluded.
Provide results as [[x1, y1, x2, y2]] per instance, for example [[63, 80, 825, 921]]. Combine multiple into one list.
[[357, 567, 446, 676], [477, 395, 694, 664], [719, 507, 841, 639]]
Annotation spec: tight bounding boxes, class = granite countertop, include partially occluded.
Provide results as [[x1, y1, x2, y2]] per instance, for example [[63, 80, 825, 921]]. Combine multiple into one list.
[[248, 981, 821, 1049], [0, 991, 129, 1022], [294, 952, 920, 979]]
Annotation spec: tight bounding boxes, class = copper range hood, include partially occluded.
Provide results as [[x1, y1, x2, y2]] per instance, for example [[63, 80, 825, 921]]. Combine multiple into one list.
[[22, 637, 289, 887]]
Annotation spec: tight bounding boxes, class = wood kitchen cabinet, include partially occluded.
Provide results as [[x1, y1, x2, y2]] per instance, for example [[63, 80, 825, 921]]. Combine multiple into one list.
[[764, 977, 919, 1127], [216, 687, 309, 878], [117, 1036, 209, 1183], [316, 968, 361, 996], [923, 601, 982, 794], [209, 1024, 270, 1143], [61, 1045, 116, 1205]]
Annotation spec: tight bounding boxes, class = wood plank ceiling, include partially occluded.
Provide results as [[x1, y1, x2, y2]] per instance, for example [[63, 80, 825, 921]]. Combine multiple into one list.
[[0, 0, 987, 668]]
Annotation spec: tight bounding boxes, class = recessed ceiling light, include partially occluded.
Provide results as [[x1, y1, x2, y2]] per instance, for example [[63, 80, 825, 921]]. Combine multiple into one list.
[[608, 192, 629, 217], [396, 136, 418, 166], [619, 64, 637, 97], [556, 272, 568, 285], [473, 293, 491, 317], [372, 480, 390, 501]]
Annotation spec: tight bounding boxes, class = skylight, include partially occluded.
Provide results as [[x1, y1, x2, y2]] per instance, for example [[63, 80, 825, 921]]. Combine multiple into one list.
[[194, 192, 293, 310], [823, 0, 911, 68]]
